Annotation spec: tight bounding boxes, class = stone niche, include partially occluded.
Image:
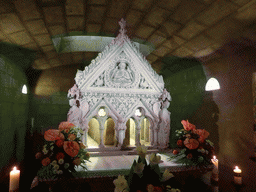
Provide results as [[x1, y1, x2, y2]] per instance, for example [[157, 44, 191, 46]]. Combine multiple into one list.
[[67, 19, 171, 152]]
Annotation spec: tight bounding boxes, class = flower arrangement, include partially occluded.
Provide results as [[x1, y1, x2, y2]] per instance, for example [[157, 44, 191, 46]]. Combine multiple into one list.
[[35, 121, 90, 179], [113, 145, 181, 192], [169, 120, 214, 166]]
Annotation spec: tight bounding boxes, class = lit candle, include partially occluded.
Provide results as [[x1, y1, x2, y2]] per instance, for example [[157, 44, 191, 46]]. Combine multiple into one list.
[[233, 166, 242, 185], [211, 156, 218, 181], [9, 166, 20, 192]]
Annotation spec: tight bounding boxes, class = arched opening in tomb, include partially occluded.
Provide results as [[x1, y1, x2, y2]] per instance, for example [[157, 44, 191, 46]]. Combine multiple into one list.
[[123, 117, 151, 147], [140, 118, 150, 146], [87, 118, 100, 148], [103, 118, 117, 147], [123, 118, 136, 147]]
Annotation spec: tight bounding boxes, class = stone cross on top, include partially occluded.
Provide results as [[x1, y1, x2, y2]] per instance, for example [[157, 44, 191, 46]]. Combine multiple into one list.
[[118, 18, 127, 36]]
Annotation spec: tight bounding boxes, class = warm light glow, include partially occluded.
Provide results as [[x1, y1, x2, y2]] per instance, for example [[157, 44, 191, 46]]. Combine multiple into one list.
[[22, 84, 27, 94], [213, 156, 216, 160], [98, 108, 106, 117], [205, 77, 220, 91], [234, 166, 242, 173], [13, 167, 17, 171], [135, 109, 142, 117]]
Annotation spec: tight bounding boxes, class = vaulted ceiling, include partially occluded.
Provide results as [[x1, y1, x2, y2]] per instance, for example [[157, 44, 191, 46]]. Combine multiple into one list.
[[1, 0, 256, 73]]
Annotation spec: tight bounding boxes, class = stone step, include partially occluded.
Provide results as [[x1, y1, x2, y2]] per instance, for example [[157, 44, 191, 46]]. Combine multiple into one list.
[[88, 149, 159, 157]]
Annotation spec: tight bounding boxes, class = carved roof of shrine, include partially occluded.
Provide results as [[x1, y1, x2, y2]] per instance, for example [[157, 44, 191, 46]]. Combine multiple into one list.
[[74, 18, 165, 95]]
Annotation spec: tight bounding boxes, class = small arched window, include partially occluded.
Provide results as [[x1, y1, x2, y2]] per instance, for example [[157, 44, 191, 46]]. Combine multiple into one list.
[[205, 77, 220, 91], [22, 84, 28, 94]]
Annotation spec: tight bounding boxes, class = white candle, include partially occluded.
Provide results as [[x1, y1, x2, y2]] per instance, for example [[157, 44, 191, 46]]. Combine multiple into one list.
[[211, 156, 219, 181], [233, 166, 242, 185], [9, 166, 20, 191], [211, 156, 218, 173]]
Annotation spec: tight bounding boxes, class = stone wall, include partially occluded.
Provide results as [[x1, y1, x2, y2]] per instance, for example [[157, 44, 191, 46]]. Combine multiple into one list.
[[202, 41, 256, 192], [0, 55, 29, 168]]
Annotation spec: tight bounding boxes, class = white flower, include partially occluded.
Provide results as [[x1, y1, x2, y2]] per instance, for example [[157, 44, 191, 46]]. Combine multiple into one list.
[[149, 153, 161, 165], [166, 186, 181, 192], [113, 175, 128, 192], [136, 145, 147, 158], [162, 169, 174, 182], [51, 160, 57, 165], [54, 165, 59, 170], [42, 149, 48, 155], [134, 162, 145, 175], [58, 159, 64, 165]]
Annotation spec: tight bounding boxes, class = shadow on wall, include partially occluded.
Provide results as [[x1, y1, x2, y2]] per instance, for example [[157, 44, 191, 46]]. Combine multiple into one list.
[[31, 91, 70, 134], [190, 91, 220, 154], [160, 57, 219, 148]]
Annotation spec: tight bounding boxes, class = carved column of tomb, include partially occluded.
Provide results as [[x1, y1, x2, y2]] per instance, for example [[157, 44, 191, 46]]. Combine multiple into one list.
[[97, 115, 108, 148]]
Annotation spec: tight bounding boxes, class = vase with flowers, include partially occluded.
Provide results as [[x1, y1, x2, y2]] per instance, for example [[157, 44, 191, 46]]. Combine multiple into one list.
[[35, 121, 90, 180], [169, 120, 214, 167], [113, 145, 181, 192]]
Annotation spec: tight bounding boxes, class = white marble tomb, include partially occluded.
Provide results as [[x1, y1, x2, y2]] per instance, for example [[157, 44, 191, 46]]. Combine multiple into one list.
[[67, 19, 171, 151]]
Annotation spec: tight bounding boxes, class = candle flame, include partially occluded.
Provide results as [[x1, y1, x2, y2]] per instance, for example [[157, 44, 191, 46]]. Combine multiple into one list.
[[213, 156, 216, 160], [235, 166, 238, 169], [13, 166, 17, 171]]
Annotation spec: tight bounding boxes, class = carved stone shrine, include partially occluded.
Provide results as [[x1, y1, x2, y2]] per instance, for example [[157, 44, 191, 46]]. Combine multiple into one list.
[[67, 19, 171, 151]]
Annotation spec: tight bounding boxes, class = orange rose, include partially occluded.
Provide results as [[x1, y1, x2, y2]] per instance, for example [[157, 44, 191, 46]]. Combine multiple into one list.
[[193, 129, 209, 142], [59, 121, 75, 133], [63, 141, 80, 157], [173, 150, 179, 155], [177, 140, 183, 147], [181, 120, 196, 131], [42, 157, 51, 166], [44, 129, 64, 141], [68, 134, 76, 141], [73, 157, 81, 165], [184, 138, 199, 150], [55, 139, 64, 148], [56, 152, 65, 160]]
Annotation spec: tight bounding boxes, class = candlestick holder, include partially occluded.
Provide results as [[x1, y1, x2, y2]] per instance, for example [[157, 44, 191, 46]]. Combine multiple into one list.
[[211, 167, 219, 184], [233, 172, 242, 186]]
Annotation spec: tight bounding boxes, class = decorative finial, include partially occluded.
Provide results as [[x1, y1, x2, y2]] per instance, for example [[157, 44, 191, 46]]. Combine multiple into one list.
[[118, 18, 127, 35]]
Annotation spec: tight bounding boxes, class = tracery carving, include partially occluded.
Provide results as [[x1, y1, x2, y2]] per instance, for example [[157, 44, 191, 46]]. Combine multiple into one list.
[[92, 72, 105, 87]]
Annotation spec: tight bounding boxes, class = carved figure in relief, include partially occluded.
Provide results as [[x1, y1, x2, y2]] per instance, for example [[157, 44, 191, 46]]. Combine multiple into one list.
[[139, 77, 149, 89], [94, 74, 104, 87], [67, 99, 83, 128], [111, 62, 133, 84], [158, 100, 171, 147]]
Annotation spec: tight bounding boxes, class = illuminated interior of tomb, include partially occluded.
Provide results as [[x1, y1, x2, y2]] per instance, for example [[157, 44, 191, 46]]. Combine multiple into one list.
[[87, 116, 151, 149]]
